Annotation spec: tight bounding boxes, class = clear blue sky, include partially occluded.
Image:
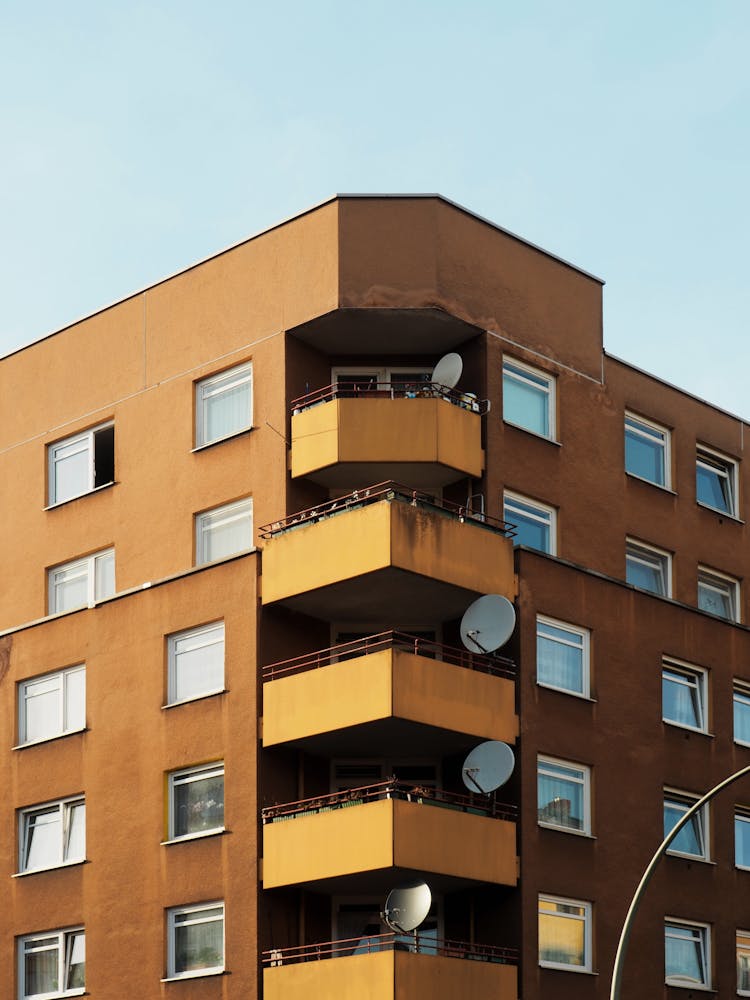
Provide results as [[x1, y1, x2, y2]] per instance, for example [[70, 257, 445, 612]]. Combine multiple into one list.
[[2, 1, 748, 416]]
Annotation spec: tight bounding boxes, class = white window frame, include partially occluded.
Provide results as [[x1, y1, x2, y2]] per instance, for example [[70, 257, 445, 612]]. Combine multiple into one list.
[[18, 665, 86, 747], [735, 682, 750, 747], [735, 810, 750, 870], [168, 763, 225, 842], [664, 919, 711, 989], [697, 566, 740, 622], [504, 491, 557, 555], [537, 755, 591, 835], [536, 616, 590, 698], [738, 930, 750, 996], [195, 361, 253, 448], [331, 365, 433, 392], [48, 548, 115, 613], [538, 894, 592, 972], [696, 444, 739, 517], [166, 902, 225, 981], [167, 621, 225, 706], [661, 659, 708, 733], [47, 422, 114, 506], [624, 411, 670, 489], [625, 538, 672, 597], [502, 357, 556, 440], [664, 790, 710, 861], [18, 796, 85, 874], [195, 498, 254, 565], [18, 927, 85, 999]]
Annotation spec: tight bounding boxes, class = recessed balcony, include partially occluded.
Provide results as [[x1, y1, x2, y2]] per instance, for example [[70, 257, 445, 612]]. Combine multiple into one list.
[[262, 936, 518, 1000], [259, 484, 515, 621], [261, 779, 517, 890], [290, 383, 487, 489], [262, 632, 518, 754]]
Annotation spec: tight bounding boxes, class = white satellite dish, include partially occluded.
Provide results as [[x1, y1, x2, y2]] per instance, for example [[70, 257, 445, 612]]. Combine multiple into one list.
[[460, 594, 516, 653], [462, 740, 515, 794], [431, 352, 463, 389], [382, 879, 432, 934]]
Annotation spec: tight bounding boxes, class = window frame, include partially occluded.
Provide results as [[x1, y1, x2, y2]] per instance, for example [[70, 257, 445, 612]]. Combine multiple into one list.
[[167, 762, 225, 842], [664, 918, 711, 989], [166, 901, 225, 981], [735, 809, 750, 870], [536, 616, 590, 698], [17, 665, 86, 747], [697, 566, 740, 622], [696, 444, 739, 517], [195, 498, 254, 566], [47, 549, 115, 614], [625, 538, 672, 597], [661, 659, 708, 734], [664, 789, 710, 861], [537, 894, 593, 973], [18, 795, 85, 875], [18, 926, 85, 999], [624, 411, 671, 489], [167, 621, 225, 706], [47, 422, 115, 506], [502, 357, 557, 440], [537, 755, 591, 836], [738, 930, 750, 996], [504, 490, 557, 555], [195, 361, 253, 449], [735, 682, 750, 747]]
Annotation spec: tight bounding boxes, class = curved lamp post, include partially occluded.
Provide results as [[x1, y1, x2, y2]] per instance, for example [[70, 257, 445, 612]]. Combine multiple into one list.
[[610, 762, 750, 1000]]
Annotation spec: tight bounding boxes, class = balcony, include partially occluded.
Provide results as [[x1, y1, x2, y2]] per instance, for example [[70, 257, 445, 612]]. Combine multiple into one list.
[[262, 632, 518, 753], [259, 484, 515, 621], [261, 779, 517, 890], [263, 935, 518, 1000], [290, 383, 487, 489]]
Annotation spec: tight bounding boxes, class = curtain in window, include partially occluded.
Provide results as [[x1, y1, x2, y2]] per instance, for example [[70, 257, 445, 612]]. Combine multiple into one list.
[[538, 911, 584, 966], [205, 382, 251, 441], [175, 911, 223, 972], [24, 676, 61, 742], [537, 634, 582, 691], [663, 675, 699, 728], [665, 927, 704, 983], [503, 378, 548, 435], [735, 701, 750, 744], [25, 941, 59, 995]]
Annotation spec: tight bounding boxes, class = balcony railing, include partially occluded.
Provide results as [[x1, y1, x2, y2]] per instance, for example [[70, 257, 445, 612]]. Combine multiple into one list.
[[261, 778, 517, 824], [258, 482, 516, 539], [262, 933, 517, 966], [291, 382, 491, 415]]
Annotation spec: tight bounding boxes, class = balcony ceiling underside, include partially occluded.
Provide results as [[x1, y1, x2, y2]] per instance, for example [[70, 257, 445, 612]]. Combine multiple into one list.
[[263, 863, 504, 896], [302, 461, 467, 490], [287, 307, 483, 355]]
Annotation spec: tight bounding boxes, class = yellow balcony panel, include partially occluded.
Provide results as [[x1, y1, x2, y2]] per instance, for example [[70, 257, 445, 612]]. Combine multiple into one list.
[[262, 795, 517, 890], [291, 397, 484, 489], [262, 642, 518, 750], [263, 946, 518, 1000], [260, 490, 515, 622]]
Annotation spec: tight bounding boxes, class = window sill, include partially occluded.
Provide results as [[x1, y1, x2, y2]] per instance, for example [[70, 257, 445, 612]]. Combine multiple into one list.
[[162, 689, 228, 710], [664, 981, 715, 992], [735, 739, 750, 750], [539, 962, 596, 975], [663, 721, 713, 738], [625, 472, 676, 495], [45, 481, 116, 510], [536, 682, 595, 702], [13, 727, 88, 750], [696, 501, 744, 524], [195, 547, 257, 569], [192, 426, 254, 452], [13, 859, 87, 877], [538, 823, 596, 839], [503, 420, 560, 446], [161, 969, 226, 983], [161, 828, 226, 846], [665, 852, 714, 865]]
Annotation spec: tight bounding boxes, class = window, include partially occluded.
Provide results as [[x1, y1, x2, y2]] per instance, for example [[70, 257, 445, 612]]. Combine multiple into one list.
[[167, 621, 225, 704], [735, 683, 750, 745], [664, 920, 710, 988], [18, 666, 85, 745], [697, 567, 740, 621], [625, 539, 671, 597], [195, 362, 253, 447], [536, 617, 590, 697], [504, 492, 556, 554], [169, 764, 224, 840], [624, 413, 669, 487], [167, 902, 224, 979], [332, 366, 432, 396], [662, 661, 707, 732], [195, 498, 253, 565], [537, 757, 591, 834], [19, 797, 85, 873], [19, 928, 85, 998], [48, 549, 115, 613], [664, 791, 709, 860], [48, 423, 114, 505], [736, 810, 750, 869], [738, 931, 750, 995], [503, 358, 555, 438], [696, 446, 738, 516], [538, 895, 592, 972]]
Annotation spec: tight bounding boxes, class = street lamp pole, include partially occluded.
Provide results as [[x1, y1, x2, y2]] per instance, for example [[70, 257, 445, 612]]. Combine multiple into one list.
[[610, 762, 750, 1000]]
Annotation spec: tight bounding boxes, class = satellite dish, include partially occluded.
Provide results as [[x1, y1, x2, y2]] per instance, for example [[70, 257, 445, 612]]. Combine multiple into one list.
[[431, 352, 463, 389], [382, 879, 432, 933], [462, 740, 515, 794], [460, 594, 516, 653]]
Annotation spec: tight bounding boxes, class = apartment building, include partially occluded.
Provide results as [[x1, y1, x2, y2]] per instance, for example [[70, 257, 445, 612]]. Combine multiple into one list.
[[1, 194, 749, 1000]]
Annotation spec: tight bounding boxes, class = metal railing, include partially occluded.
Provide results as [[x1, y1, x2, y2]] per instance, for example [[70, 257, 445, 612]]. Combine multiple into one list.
[[291, 381, 491, 415], [261, 777, 517, 823], [262, 630, 515, 681], [262, 932, 518, 966], [258, 481, 516, 539]]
